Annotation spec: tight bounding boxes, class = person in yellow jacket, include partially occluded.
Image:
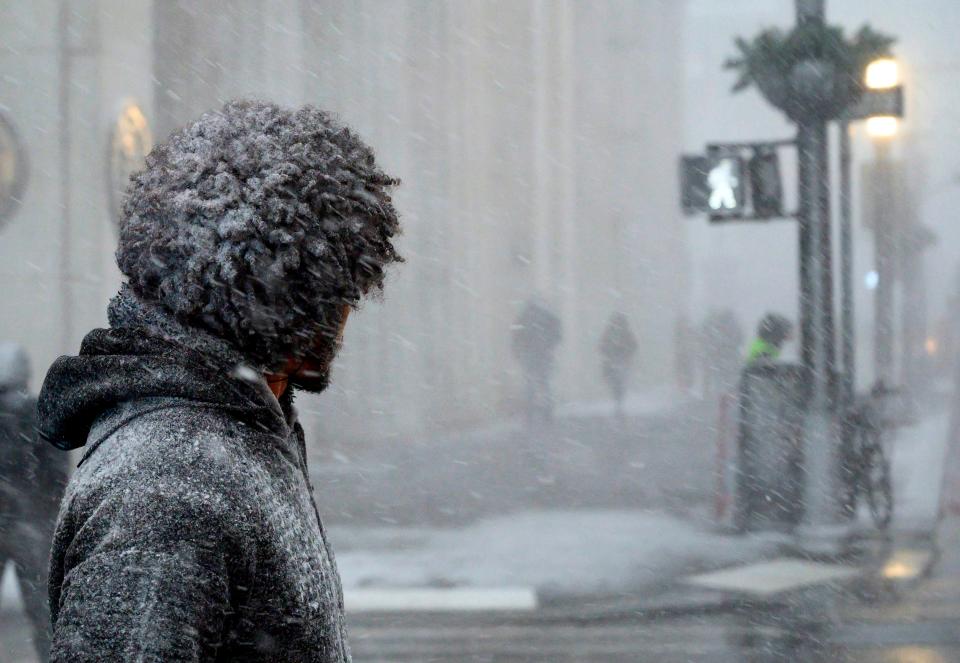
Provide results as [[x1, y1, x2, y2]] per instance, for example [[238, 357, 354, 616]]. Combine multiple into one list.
[[747, 313, 793, 364]]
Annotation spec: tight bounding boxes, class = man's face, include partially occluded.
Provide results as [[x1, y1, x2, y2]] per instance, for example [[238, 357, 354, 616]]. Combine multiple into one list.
[[286, 306, 351, 393]]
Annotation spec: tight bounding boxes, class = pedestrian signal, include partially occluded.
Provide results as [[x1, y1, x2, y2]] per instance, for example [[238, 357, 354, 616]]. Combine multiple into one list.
[[680, 142, 788, 222], [707, 156, 744, 216], [680, 154, 745, 217]]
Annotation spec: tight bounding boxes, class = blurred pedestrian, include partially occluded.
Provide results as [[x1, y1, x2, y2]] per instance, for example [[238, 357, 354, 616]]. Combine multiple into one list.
[[747, 312, 793, 364], [600, 312, 638, 422], [936, 268, 960, 378], [513, 297, 562, 425], [0, 343, 67, 662], [700, 309, 744, 397], [36, 101, 402, 661]]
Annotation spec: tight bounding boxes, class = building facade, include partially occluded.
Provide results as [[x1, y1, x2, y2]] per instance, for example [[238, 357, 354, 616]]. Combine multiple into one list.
[[0, 0, 686, 444]]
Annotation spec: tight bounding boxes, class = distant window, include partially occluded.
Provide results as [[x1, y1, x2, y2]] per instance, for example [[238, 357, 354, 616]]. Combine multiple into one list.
[[0, 111, 28, 228], [107, 101, 153, 227]]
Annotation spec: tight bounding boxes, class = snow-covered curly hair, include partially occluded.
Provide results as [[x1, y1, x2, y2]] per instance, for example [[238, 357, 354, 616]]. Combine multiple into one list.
[[116, 99, 402, 369]]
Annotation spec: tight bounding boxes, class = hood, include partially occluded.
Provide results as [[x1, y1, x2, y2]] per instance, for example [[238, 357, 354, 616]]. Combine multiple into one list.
[[38, 286, 289, 451]]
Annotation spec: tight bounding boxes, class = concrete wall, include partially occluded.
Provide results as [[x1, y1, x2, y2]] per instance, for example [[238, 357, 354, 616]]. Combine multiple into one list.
[[0, 0, 152, 391], [0, 0, 687, 443]]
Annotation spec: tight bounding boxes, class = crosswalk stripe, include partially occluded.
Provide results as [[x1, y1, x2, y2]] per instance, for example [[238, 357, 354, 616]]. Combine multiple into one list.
[[683, 558, 859, 597], [345, 587, 538, 613]]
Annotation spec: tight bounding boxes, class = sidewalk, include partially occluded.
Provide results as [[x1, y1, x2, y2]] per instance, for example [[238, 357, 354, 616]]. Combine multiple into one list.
[[332, 399, 955, 614], [830, 516, 960, 657], [333, 509, 784, 606], [890, 409, 953, 535], [531, 406, 957, 622], [312, 387, 713, 527]]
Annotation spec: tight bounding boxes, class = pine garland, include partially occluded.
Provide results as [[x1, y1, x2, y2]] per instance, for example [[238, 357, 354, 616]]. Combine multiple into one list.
[[726, 23, 895, 120]]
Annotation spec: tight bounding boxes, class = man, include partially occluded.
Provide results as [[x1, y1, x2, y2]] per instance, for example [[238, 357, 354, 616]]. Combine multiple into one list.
[[599, 312, 638, 421], [747, 312, 793, 364], [512, 297, 562, 425], [37, 101, 402, 662], [0, 343, 67, 662]]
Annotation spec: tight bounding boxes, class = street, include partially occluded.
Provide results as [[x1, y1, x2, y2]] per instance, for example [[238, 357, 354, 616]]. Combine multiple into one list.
[[6, 519, 952, 663], [3, 501, 958, 663], [344, 517, 960, 662], [314, 391, 718, 528], [347, 615, 960, 662], [3, 396, 954, 662]]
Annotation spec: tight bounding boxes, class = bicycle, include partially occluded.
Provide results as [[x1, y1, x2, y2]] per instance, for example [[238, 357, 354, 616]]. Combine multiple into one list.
[[840, 383, 900, 530]]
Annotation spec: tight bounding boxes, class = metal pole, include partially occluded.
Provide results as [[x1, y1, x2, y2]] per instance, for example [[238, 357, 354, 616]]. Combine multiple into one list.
[[899, 212, 928, 395], [900, 238, 921, 391], [839, 121, 855, 403], [797, 0, 825, 17], [796, 3, 818, 376], [796, 0, 839, 532], [874, 140, 895, 386], [798, 116, 834, 407]]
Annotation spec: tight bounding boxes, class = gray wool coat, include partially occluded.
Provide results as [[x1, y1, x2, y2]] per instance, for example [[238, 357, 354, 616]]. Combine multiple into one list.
[[38, 289, 351, 662]]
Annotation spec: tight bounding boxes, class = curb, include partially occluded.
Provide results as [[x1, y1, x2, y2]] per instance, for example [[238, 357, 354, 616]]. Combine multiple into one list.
[[532, 589, 740, 625]]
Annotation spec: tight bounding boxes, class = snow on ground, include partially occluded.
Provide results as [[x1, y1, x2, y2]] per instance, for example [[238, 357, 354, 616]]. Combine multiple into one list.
[[333, 509, 782, 597], [891, 410, 953, 531], [555, 386, 687, 420], [0, 564, 22, 613], [330, 406, 955, 598]]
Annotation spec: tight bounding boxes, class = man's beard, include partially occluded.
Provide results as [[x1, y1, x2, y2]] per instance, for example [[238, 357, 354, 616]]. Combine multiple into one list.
[[288, 366, 330, 394], [287, 339, 340, 394]]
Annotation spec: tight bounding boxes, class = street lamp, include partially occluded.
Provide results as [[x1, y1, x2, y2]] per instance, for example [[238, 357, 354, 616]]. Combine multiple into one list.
[[863, 56, 901, 386], [838, 55, 904, 404], [865, 57, 900, 139], [865, 58, 932, 394], [865, 57, 899, 90], [866, 116, 899, 139]]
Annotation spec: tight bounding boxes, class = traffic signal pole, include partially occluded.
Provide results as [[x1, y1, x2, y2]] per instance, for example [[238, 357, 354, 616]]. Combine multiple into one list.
[[796, 0, 841, 532], [679, 0, 904, 541], [840, 121, 855, 404], [873, 140, 896, 386]]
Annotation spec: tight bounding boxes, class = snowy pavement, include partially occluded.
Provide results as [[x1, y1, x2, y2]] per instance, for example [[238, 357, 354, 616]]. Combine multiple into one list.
[[332, 403, 957, 609], [2, 395, 952, 618], [333, 509, 783, 601], [554, 386, 689, 420], [890, 410, 953, 532], [313, 388, 717, 527]]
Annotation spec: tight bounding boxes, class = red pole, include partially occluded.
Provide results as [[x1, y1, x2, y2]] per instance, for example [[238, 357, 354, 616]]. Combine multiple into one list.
[[715, 392, 733, 521]]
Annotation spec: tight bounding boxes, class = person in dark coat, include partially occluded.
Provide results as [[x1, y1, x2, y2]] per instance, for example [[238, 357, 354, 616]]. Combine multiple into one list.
[[599, 312, 639, 421], [747, 312, 794, 364], [36, 100, 402, 663], [0, 343, 67, 662], [512, 297, 562, 425]]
